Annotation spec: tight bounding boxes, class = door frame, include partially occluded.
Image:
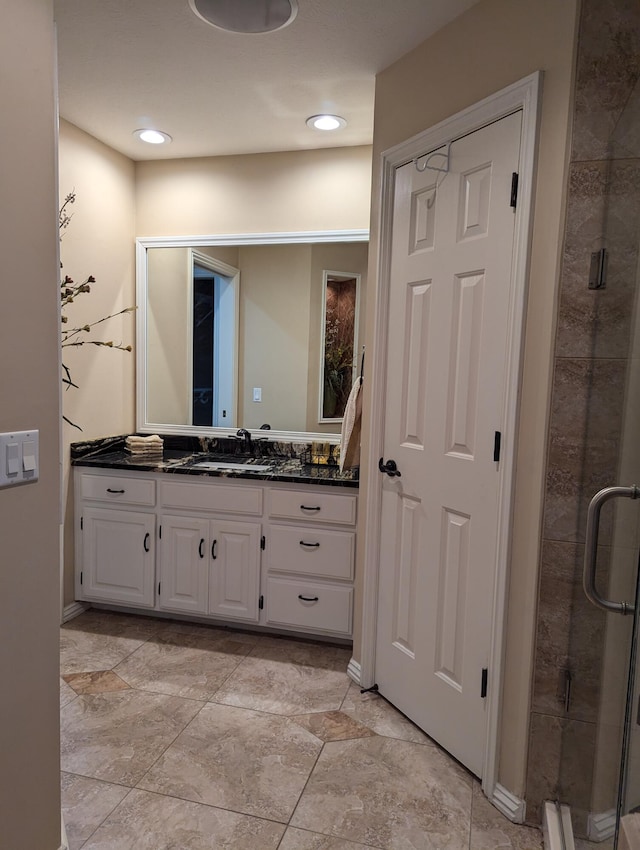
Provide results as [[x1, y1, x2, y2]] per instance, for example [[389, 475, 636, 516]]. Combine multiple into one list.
[[358, 72, 542, 803]]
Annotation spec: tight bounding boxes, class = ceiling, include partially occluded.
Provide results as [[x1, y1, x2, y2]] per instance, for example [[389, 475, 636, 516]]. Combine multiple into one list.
[[54, 0, 478, 161]]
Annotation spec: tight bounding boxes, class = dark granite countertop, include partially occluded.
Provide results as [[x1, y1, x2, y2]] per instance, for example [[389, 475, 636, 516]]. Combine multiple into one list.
[[71, 436, 359, 489]]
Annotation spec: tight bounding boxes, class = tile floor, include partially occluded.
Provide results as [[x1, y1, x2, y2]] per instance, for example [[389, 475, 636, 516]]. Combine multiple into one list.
[[60, 610, 545, 849]]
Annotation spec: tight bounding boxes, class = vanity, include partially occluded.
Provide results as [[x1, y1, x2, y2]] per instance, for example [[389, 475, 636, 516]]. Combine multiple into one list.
[[73, 441, 358, 640], [71, 229, 367, 641]]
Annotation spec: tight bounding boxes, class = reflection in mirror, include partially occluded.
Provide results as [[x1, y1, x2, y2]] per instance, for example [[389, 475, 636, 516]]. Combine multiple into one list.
[[137, 233, 368, 441], [320, 271, 360, 422]]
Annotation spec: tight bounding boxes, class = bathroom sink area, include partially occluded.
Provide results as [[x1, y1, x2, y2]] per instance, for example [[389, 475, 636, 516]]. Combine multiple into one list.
[[192, 460, 272, 472]]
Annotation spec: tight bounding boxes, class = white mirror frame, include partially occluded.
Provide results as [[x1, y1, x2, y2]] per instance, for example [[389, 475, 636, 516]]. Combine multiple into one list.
[[136, 229, 369, 443]]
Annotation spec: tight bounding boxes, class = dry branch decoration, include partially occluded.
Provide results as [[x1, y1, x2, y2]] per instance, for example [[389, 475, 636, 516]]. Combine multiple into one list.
[[60, 191, 135, 430]]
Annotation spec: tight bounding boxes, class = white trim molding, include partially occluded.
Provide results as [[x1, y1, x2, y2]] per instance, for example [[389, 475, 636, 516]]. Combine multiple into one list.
[[347, 657, 362, 685], [358, 71, 543, 795], [543, 801, 575, 850], [491, 783, 526, 824], [587, 809, 616, 843], [60, 810, 69, 850], [62, 601, 87, 624]]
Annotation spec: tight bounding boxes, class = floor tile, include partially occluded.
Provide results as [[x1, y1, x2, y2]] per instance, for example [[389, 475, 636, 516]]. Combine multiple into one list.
[[279, 826, 384, 849], [470, 782, 543, 848], [60, 611, 159, 675], [63, 670, 131, 695], [60, 677, 77, 709], [340, 682, 433, 745], [290, 736, 473, 850], [79, 788, 285, 850], [213, 636, 352, 715], [292, 710, 376, 742], [113, 627, 251, 700], [61, 772, 129, 850], [138, 702, 322, 822], [60, 689, 203, 785]]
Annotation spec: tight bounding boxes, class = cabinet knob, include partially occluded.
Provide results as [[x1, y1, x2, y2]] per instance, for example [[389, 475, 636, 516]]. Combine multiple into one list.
[[298, 594, 319, 603], [199, 538, 205, 559], [211, 539, 217, 560], [143, 532, 150, 552], [300, 505, 321, 512], [299, 541, 320, 548]]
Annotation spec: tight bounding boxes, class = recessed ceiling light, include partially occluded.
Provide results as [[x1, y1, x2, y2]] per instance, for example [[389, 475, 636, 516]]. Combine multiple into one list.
[[133, 129, 172, 145], [306, 115, 347, 131], [189, 0, 298, 34]]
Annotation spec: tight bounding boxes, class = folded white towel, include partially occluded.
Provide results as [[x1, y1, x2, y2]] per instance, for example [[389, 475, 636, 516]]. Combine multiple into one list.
[[126, 435, 163, 445], [125, 434, 164, 455], [340, 378, 362, 472]]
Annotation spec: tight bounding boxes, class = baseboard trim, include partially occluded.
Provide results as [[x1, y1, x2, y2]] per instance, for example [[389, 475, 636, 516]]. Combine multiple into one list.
[[490, 783, 526, 824], [60, 809, 68, 850], [543, 801, 575, 850], [61, 601, 87, 624], [587, 808, 616, 842], [347, 657, 362, 685]]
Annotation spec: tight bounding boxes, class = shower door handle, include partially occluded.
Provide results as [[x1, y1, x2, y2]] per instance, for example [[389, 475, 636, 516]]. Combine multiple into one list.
[[583, 485, 640, 615]]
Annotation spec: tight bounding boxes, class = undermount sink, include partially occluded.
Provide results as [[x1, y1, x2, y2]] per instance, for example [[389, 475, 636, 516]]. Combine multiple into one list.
[[193, 460, 272, 472]]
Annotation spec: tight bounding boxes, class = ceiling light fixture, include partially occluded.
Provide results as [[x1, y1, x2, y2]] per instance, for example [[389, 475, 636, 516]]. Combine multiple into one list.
[[306, 114, 347, 131], [189, 0, 298, 34], [133, 129, 172, 145]]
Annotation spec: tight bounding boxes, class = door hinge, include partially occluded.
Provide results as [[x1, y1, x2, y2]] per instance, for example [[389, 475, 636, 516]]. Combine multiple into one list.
[[157, 581, 161, 596], [260, 535, 266, 550], [259, 594, 264, 610], [493, 431, 501, 463], [481, 668, 488, 699], [159, 525, 162, 539], [510, 172, 519, 208], [80, 516, 83, 531], [80, 571, 83, 586]]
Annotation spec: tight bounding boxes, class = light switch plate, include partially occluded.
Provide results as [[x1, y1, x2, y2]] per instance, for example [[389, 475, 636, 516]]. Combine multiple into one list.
[[0, 430, 39, 488], [253, 387, 262, 402]]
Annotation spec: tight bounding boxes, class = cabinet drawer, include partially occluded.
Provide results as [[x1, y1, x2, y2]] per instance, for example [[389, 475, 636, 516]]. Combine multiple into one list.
[[267, 525, 354, 580], [265, 577, 352, 636], [80, 473, 156, 506], [268, 489, 356, 526], [161, 480, 262, 515]]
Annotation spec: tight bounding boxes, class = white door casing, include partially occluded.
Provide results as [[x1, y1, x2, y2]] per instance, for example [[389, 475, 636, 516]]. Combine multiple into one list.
[[359, 73, 541, 801]]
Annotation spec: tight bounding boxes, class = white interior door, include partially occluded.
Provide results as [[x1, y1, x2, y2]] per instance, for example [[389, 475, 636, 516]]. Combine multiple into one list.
[[374, 111, 522, 778]]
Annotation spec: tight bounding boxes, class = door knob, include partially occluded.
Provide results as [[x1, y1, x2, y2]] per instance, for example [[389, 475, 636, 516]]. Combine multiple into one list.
[[379, 457, 401, 477]]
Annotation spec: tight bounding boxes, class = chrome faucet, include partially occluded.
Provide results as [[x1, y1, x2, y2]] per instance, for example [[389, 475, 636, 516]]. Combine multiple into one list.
[[236, 428, 252, 451]]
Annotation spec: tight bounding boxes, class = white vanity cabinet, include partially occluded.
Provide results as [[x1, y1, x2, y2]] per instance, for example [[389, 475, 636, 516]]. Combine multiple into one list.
[[75, 472, 156, 608], [75, 466, 357, 639], [264, 487, 357, 637], [159, 479, 262, 623]]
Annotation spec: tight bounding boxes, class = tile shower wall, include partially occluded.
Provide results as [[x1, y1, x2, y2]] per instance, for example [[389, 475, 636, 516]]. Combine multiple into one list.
[[526, 0, 640, 833]]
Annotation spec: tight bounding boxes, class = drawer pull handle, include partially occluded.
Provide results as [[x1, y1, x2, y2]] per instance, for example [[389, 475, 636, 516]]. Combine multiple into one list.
[[106, 488, 125, 494], [199, 539, 205, 559], [212, 539, 217, 560], [143, 532, 150, 553], [300, 541, 320, 548], [300, 505, 321, 512], [298, 594, 319, 602]]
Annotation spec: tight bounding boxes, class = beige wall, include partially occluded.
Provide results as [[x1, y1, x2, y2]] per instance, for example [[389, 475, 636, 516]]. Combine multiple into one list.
[[147, 247, 192, 424], [358, 0, 578, 798], [0, 2, 61, 847], [59, 119, 136, 606], [238, 244, 312, 430], [135, 146, 372, 236]]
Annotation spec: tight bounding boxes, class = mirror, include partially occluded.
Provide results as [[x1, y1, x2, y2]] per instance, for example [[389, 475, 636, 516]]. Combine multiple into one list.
[[136, 231, 369, 442]]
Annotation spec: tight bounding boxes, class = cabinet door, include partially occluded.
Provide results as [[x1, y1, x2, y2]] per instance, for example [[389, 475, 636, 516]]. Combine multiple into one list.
[[160, 515, 209, 614], [81, 507, 155, 607], [209, 520, 261, 622]]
